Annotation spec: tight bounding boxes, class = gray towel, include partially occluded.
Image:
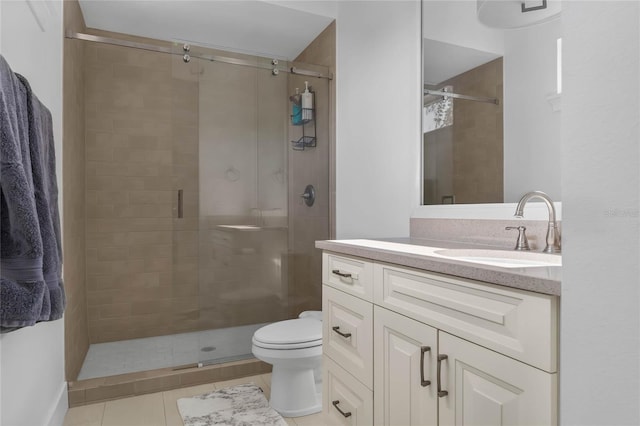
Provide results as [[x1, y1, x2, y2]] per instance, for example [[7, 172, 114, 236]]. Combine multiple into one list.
[[0, 55, 64, 330]]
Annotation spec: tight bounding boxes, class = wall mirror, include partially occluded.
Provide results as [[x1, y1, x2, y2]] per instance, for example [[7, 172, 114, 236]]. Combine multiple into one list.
[[421, 0, 561, 205]]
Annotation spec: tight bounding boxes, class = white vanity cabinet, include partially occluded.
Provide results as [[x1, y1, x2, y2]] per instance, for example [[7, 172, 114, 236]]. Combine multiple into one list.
[[373, 306, 438, 426], [322, 251, 559, 426]]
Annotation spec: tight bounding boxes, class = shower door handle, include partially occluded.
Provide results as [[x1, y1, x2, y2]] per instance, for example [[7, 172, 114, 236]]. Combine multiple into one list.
[[177, 189, 184, 219]]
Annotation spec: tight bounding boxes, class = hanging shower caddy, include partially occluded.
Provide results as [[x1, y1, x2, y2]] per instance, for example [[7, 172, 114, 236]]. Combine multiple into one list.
[[290, 86, 316, 151]]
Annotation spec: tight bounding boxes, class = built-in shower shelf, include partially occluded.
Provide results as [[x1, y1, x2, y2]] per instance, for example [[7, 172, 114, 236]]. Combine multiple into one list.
[[291, 136, 317, 151]]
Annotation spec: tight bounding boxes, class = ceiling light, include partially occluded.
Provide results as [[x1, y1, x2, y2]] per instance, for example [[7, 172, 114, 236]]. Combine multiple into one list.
[[477, 0, 561, 29]]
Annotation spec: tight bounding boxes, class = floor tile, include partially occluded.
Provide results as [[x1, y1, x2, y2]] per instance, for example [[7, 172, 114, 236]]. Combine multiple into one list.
[[163, 383, 217, 426], [213, 374, 268, 391], [102, 392, 166, 426], [284, 418, 297, 425], [293, 412, 326, 425], [260, 372, 273, 399], [63, 402, 105, 426]]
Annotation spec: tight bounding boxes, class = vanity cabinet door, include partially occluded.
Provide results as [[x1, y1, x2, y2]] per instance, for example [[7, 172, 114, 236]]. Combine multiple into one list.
[[374, 306, 437, 426], [438, 332, 557, 426]]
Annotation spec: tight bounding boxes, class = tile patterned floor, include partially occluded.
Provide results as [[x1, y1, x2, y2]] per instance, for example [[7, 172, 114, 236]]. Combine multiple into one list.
[[64, 373, 326, 426], [78, 323, 268, 380]]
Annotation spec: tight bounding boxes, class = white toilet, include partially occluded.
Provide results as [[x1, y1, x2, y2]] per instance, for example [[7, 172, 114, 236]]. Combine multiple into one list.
[[251, 311, 323, 417]]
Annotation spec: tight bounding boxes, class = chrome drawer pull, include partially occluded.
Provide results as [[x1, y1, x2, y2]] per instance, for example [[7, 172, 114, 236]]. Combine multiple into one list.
[[332, 326, 352, 339], [332, 400, 352, 418], [420, 346, 431, 387], [332, 269, 352, 278], [437, 354, 448, 397]]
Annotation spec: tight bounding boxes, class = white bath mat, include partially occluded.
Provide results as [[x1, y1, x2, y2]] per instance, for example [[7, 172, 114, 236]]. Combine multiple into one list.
[[177, 383, 288, 426]]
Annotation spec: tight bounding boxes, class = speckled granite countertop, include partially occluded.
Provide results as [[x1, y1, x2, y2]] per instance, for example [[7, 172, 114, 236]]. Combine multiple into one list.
[[316, 238, 561, 296]]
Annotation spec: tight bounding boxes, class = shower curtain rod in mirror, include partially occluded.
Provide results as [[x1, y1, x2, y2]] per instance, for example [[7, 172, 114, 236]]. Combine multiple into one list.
[[65, 32, 333, 80], [424, 88, 499, 105]]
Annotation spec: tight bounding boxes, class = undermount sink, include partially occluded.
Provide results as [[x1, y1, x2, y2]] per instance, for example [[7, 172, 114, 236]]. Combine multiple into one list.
[[433, 249, 561, 268]]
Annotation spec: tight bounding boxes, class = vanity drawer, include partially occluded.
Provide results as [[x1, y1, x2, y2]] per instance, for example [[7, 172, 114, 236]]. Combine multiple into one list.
[[323, 285, 374, 388], [323, 355, 373, 426], [323, 252, 374, 302], [373, 263, 558, 372]]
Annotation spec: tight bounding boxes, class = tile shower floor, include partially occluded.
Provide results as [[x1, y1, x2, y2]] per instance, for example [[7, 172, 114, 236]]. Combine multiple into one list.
[[78, 323, 269, 380], [64, 373, 326, 426]]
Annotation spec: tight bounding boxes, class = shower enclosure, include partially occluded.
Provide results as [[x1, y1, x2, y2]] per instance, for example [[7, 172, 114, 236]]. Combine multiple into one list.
[[76, 34, 331, 380]]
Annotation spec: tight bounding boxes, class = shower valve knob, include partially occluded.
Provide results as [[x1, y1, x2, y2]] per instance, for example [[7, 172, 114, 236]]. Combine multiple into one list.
[[300, 185, 315, 207]]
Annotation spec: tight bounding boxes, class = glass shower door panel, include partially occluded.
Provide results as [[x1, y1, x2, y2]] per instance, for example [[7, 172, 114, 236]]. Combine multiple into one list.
[[197, 59, 260, 336], [254, 65, 290, 327], [192, 55, 290, 365]]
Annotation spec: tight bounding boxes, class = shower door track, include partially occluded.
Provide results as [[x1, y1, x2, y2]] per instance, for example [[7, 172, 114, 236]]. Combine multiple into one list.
[[66, 32, 333, 80]]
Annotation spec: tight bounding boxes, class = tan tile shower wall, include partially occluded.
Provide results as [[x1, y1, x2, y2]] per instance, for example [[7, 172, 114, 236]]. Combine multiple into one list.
[[294, 21, 336, 240], [424, 58, 503, 204], [287, 22, 335, 317], [63, 0, 89, 381], [84, 42, 199, 343], [451, 58, 503, 203]]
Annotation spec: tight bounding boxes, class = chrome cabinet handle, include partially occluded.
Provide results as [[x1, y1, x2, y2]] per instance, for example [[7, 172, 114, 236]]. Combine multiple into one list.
[[331, 269, 352, 278], [437, 354, 448, 397], [332, 326, 351, 339], [420, 346, 431, 387], [332, 400, 352, 418]]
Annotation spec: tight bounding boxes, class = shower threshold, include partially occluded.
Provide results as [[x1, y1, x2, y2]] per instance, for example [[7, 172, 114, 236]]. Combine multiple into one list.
[[68, 357, 271, 407], [172, 353, 256, 371]]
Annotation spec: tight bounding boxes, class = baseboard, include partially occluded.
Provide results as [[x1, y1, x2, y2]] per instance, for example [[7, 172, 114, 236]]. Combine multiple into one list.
[[46, 382, 68, 426]]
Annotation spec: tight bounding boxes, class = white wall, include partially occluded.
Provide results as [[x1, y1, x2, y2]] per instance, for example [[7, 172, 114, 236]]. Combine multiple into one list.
[[0, 1, 67, 425], [335, 0, 421, 239], [504, 19, 562, 202], [560, 2, 640, 424]]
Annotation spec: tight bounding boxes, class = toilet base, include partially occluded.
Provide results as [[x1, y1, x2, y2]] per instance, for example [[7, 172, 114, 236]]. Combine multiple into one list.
[[269, 365, 321, 417]]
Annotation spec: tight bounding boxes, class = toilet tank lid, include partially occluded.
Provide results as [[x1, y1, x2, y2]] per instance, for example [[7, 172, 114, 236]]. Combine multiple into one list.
[[298, 311, 322, 321], [253, 318, 322, 345]]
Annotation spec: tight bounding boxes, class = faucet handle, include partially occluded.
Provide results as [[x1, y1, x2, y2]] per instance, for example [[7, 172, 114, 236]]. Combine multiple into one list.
[[505, 226, 530, 251]]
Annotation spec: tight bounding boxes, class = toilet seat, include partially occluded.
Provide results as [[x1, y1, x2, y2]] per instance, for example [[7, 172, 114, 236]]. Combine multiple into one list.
[[252, 318, 322, 350]]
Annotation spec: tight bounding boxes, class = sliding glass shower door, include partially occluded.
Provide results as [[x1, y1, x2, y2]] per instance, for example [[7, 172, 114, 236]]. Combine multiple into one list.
[[78, 37, 330, 381], [171, 50, 291, 366]]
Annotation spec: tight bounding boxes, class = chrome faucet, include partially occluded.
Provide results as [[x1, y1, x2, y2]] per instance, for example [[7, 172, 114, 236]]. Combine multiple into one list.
[[514, 191, 561, 253]]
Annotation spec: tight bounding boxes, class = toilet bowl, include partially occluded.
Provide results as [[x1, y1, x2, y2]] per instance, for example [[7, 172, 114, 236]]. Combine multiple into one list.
[[251, 311, 322, 417]]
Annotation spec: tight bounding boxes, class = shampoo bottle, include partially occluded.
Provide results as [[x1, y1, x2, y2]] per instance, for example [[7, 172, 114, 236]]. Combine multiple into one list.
[[301, 81, 313, 121], [290, 88, 302, 125]]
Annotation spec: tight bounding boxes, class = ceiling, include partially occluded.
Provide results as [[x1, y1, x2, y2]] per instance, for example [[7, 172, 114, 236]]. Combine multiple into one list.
[[422, 0, 504, 86], [78, 0, 336, 60], [423, 38, 501, 85]]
